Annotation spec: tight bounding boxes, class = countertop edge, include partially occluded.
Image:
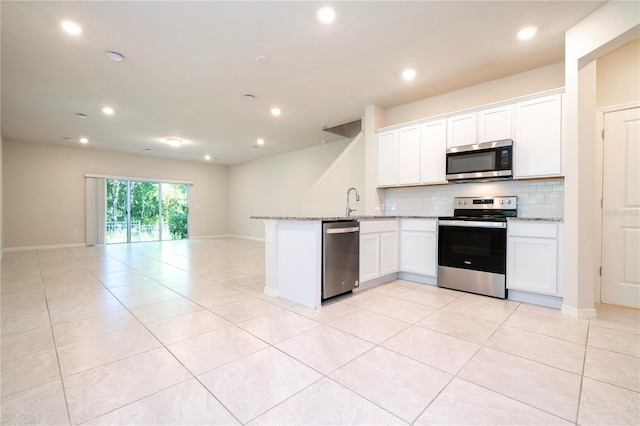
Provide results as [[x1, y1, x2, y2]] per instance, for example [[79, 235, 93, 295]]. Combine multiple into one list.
[[250, 215, 562, 222], [507, 217, 564, 222], [250, 215, 438, 221]]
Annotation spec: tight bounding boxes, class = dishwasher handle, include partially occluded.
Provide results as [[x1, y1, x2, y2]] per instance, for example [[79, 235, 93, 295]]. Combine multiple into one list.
[[325, 227, 359, 234]]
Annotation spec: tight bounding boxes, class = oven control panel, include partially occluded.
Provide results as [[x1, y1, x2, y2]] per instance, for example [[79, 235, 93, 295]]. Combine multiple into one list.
[[453, 196, 518, 209]]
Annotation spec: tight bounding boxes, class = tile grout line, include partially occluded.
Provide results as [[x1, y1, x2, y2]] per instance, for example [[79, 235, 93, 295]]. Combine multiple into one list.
[[41, 247, 74, 426], [574, 318, 592, 425]]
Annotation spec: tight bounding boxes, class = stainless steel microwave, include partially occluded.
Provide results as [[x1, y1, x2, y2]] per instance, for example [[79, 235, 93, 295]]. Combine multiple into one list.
[[445, 139, 513, 182]]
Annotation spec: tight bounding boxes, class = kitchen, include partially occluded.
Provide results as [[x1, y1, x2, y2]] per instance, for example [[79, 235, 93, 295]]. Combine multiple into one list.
[[253, 88, 566, 309]]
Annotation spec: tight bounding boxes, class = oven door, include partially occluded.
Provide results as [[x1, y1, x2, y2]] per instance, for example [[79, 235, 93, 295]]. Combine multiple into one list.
[[438, 220, 507, 274]]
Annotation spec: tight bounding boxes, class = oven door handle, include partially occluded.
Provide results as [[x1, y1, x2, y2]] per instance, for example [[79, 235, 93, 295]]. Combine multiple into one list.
[[438, 220, 507, 229]]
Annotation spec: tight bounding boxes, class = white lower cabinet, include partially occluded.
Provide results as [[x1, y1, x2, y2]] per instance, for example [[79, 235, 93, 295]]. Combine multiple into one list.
[[360, 233, 381, 282], [507, 221, 561, 296], [380, 232, 399, 276], [359, 220, 398, 282], [400, 219, 437, 276]]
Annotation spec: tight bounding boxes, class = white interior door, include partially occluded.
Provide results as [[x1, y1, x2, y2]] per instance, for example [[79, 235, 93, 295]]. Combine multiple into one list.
[[601, 107, 640, 308]]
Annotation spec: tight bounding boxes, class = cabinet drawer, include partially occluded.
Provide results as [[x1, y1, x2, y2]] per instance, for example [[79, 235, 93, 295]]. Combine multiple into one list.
[[401, 219, 436, 232], [508, 222, 557, 238], [359, 219, 398, 234]]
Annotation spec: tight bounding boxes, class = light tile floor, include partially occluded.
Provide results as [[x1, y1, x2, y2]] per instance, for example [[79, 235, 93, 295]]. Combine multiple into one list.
[[1, 238, 639, 425]]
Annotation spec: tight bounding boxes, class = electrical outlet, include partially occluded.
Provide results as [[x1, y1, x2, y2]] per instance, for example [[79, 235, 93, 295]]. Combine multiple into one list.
[[540, 193, 549, 204]]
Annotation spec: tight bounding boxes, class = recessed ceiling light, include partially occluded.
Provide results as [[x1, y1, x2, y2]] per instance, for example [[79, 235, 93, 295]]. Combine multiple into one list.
[[102, 107, 115, 115], [257, 138, 265, 146], [204, 154, 212, 161], [61, 20, 82, 35], [402, 68, 416, 81], [255, 55, 270, 64], [166, 138, 183, 147], [270, 107, 281, 116], [75, 113, 88, 118], [243, 94, 256, 101], [79, 138, 89, 144], [517, 26, 538, 40], [305, 76, 316, 84], [317, 6, 337, 24], [105, 51, 125, 62]]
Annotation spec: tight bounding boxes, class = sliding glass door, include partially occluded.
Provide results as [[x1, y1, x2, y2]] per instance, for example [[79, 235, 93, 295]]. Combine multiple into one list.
[[161, 183, 188, 241], [106, 179, 128, 244], [105, 179, 188, 244], [130, 181, 160, 242]]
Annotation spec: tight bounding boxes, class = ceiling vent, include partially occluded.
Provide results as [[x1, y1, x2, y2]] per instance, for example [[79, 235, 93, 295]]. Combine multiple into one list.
[[323, 119, 361, 138]]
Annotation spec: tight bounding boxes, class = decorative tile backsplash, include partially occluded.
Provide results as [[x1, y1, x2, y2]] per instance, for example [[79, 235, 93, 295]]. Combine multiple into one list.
[[379, 178, 564, 218]]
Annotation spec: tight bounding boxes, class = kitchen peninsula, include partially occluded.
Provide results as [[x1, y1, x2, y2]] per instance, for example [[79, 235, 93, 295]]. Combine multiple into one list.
[[251, 215, 437, 308]]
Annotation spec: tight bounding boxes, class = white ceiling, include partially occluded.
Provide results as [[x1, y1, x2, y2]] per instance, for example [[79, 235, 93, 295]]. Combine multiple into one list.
[[1, 1, 605, 165]]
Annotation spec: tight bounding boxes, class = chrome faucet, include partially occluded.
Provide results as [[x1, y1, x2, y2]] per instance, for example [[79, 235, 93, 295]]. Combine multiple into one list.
[[346, 187, 360, 217]]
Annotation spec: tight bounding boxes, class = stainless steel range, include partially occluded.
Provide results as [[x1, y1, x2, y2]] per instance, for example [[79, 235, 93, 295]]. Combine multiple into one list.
[[437, 196, 517, 299]]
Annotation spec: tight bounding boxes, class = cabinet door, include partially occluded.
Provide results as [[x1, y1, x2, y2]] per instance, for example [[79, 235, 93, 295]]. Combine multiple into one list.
[[420, 119, 447, 184], [377, 131, 397, 187], [360, 233, 380, 282], [514, 94, 562, 178], [478, 105, 512, 142], [379, 231, 399, 276], [397, 125, 421, 185], [507, 236, 558, 295], [400, 231, 437, 276], [447, 113, 477, 148]]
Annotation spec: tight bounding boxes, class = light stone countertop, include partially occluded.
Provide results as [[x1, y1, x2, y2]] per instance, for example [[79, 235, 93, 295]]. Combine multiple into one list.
[[508, 217, 564, 222], [249, 215, 438, 221], [250, 215, 562, 222]]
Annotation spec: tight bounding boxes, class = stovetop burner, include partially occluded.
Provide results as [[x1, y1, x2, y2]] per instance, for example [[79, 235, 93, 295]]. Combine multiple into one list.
[[439, 196, 518, 221]]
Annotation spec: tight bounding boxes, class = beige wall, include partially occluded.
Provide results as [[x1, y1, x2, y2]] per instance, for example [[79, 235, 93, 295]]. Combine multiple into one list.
[[0, 135, 3, 256], [301, 134, 365, 217], [2, 140, 228, 249], [384, 62, 565, 126], [228, 139, 350, 239], [597, 39, 640, 107]]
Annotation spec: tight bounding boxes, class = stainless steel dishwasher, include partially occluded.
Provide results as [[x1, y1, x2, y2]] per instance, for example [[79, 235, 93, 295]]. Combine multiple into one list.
[[322, 221, 360, 300]]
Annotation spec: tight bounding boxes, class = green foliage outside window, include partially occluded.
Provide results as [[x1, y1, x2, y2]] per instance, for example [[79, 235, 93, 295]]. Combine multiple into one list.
[[169, 213, 188, 239]]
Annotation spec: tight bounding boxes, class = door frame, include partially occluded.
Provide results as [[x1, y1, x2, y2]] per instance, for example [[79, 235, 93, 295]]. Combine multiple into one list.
[[595, 101, 640, 304]]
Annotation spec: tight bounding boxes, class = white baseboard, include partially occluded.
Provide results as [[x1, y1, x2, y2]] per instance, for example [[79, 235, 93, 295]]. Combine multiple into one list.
[[3, 243, 87, 252], [227, 235, 265, 242], [263, 287, 279, 297], [191, 234, 265, 242], [398, 272, 436, 285], [355, 273, 399, 291], [561, 304, 598, 319], [508, 290, 563, 309]]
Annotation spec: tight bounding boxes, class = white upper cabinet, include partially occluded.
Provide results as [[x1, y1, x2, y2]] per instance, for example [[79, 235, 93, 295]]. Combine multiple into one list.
[[377, 90, 564, 187], [397, 125, 421, 185], [377, 130, 397, 187], [447, 113, 477, 148], [514, 94, 563, 178], [420, 119, 447, 184], [477, 105, 512, 142]]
